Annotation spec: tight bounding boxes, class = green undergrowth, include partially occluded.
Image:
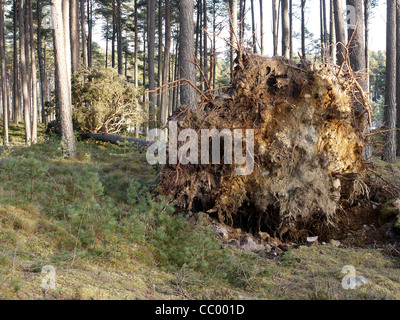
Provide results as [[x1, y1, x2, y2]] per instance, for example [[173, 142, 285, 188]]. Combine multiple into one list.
[[0, 124, 399, 300]]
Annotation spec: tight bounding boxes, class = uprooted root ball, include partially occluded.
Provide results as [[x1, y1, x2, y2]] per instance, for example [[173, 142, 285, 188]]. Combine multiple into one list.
[[161, 54, 370, 241]]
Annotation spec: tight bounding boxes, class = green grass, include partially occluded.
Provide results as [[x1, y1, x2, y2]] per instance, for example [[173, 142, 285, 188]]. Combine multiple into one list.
[[0, 123, 399, 300]]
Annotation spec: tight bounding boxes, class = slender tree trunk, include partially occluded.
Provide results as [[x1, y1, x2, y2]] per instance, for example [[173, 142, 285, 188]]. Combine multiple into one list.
[[251, 0, 256, 53], [203, 0, 208, 81], [179, 0, 196, 106], [289, 0, 292, 58], [105, 17, 109, 68], [157, 0, 163, 109], [329, 0, 336, 63], [62, 0, 71, 105], [230, 0, 237, 79], [87, 0, 92, 68], [320, 0, 325, 60], [322, 0, 327, 58], [13, 0, 20, 124], [80, 0, 88, 68], [51, 0, 77, 157], [396, 0, 400, 155], [0, 0, 8, 145], [148, 0, 156, 122], [333, 0, 346, 65], [112, 0, 116, 68], [364, 0, 369, 92], [134, 0, 138, 87], [259, 0, 264, 55], [117, 0, 123, 75], [24, 3, 31, 121], [71, 0, 80, 74], [19, 0, 31, 144], [213, 0, 216, 89], [29, 0, 38, 144], [281, 0, 289, 58], [383, 0, 397, 162], [273, 0, 279, 56], [161, 0, 171, 126], [301, 0, 306, 58], [37, 0, 47, 126]]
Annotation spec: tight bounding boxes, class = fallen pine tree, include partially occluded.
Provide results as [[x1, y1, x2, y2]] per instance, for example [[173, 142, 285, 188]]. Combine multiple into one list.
[[159, 54, 386, 241], [79, 132, 152, 149]]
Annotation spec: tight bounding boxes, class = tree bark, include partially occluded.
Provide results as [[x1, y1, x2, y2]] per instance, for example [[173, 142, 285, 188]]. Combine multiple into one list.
[[329, 0, 336, 63], [333, 0, 346, 66], [87, 0, 92, 68], [161, 0, 171, 126], [230, 0, 238, 78], [383, 0, 397, 162], [0, 0, 8, 145], [12, 0, 20, 124], [251, 0, 256, 53], [179, 0, 196, 106], [51, 0, 77, 157], [281, 0, 289, 58], [134, 0, 138, 87], [301, 0, 306, 58], [70, 0, 80, 74], [19, 0, 31, 144], [80, 0, 88, 68], [259, 0, 264, 55], [273, 0, 279, 56], [37, 0, 47, 126], [29, 0, 38, 144], [148, 0, 156, 122], [117, 0, 123, 75], [396, 0, 400, 155]]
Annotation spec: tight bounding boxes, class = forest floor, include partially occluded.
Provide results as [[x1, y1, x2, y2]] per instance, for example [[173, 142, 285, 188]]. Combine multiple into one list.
[[0, 124, 399, 300]]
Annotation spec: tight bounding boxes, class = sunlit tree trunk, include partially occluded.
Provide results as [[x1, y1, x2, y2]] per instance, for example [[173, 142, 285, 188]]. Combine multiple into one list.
[[383, 0, 397, 162], [19, 0, 31, 144], [51, 0, 77, 157], [179, 0, 196, 106], [0, 0, 8, 145]]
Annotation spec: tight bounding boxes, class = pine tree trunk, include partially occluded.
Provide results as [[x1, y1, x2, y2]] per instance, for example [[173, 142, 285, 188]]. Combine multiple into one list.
[[301, 0, 306, 58], [29, 0, 38, 144], [148, 0, 156, 121], [289, 0, 293, 58], [281, 0, 289, 58], [80, 0, 88, 68], [117, 0, 123, 75], [161, 0, 171, 126], [37, 0, 47, 126], [19, 0, 31, 144], [273, 0, 279, 56], [157, 0, 163, 109], [105, 17, 109, 68], [250, 0, 256, 53], [112, 0, 115, 68], [383, 0, 397, 162], [329, 0, 336, 63], [71, 0, 80, 74], [134, 0, 138, 87], [179, 0, 196, 106], [203, 0, 208, 81], [87, 0, 92, 68], [259, 0, 264, 55], [230, 0, 237, 78], [333, 0, 346, 65], [396, 0, 400, 156], [0, 0, 8, 145], [12, 0, 20, 124], [51, 0, 77, 158]]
